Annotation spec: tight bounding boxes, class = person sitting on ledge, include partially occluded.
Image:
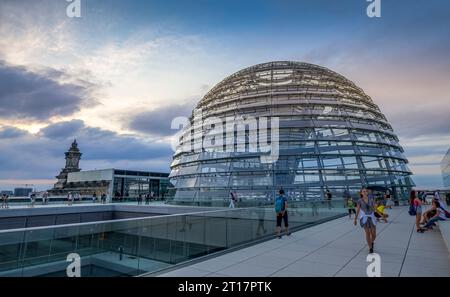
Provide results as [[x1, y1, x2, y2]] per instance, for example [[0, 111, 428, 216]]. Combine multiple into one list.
[[422, 200, 447, 230]]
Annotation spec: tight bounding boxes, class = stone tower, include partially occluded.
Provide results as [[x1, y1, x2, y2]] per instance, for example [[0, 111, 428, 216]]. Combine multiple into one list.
[[53, 140, 82, 190]]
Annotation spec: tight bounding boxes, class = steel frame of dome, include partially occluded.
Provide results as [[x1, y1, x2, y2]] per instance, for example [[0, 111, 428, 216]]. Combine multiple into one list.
[[168, 61, 414, 206]]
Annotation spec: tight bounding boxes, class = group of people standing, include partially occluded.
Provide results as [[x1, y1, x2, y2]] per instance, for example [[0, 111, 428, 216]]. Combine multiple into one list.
[[2, 192, 49, 208], [228, 187, 449, 255], [346, 190, 392, 222], [67, 192, 108, 205], [137, 192, 155, 205], [353, 188, 449, 254]]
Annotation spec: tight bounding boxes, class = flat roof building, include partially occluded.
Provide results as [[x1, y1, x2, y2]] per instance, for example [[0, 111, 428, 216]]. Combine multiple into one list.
[[65, 169, 170, 202], [13, 188, 33, 197], [49, 141, 170, 201]]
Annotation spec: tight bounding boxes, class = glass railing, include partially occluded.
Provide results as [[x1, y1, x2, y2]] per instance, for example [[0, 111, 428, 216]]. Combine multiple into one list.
[[0, 200, 346, 277]]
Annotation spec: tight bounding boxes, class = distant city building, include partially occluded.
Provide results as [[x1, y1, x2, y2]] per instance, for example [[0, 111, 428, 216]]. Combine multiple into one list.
[[49, 141, 171, 201], [442, 148, 450, 188], [64, 169, 170, 201], [13, 188, 33, 197], [0, 190, 13, 196]]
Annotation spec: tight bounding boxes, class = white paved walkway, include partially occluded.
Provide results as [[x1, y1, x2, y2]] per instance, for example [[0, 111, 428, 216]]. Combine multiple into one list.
[[158, 206, 450, 277]]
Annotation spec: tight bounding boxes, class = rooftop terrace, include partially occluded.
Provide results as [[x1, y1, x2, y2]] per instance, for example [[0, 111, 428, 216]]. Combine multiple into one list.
[[156, 206, 450, 277]]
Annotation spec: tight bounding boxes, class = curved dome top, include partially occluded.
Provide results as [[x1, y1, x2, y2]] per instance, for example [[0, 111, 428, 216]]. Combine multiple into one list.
[[169, 61, 413, 206], [198, 61, 375, 110]]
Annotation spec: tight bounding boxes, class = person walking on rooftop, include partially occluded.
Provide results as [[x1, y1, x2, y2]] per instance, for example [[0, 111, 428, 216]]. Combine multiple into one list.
[[275, 189, 291, 239], [256, 201, 268, 236], [30, 193, 36, 208], [229, 191, 237, 208], [385, 192, 394, 209], [101, 193, 107, 204], [410, 190, 425, 233], [42, 192, 48, 205], [325, 188, 332, 210], [1, 194, 8, 209], [355, 187, 377, 254], [118, 246, 124, 261], [67, 192, 73, 206], [346, 196, 356, 219]]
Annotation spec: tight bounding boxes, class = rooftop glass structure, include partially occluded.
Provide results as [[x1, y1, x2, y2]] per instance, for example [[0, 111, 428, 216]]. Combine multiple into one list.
[[169, 61, 414, 206], [0, 202, 346, 277]]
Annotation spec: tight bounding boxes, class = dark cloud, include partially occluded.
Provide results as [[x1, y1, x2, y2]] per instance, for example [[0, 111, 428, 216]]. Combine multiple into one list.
[[0, 121, 173, 181], [129, 102, 195, 136], [0, 126, 27, 138], [387, 105, 450, 138], [38, 120, 172, 160], [0, 61, 96, 120], [129, 103, 195, 136], [39, 119, 85, 140]]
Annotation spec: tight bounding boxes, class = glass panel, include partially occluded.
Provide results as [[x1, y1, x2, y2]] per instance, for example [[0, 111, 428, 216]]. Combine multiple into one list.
[[0, 202, 347, 277]]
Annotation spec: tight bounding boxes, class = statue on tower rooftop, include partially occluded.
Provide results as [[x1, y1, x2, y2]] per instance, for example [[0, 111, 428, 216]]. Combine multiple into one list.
[[51, 140, 82, 191]]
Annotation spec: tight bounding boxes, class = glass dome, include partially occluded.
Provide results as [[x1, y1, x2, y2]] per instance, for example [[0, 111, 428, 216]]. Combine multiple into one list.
[[168, 61, 414, 206]]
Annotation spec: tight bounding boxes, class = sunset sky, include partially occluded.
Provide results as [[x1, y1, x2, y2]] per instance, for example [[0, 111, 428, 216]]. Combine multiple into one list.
[[0, 0, 449, 190]]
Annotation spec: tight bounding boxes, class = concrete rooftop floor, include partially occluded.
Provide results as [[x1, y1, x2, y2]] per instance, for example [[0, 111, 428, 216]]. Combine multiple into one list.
[[158, 206, 450, 277]]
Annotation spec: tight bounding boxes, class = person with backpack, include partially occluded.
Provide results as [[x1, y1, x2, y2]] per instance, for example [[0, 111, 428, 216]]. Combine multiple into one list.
[[409, 190, 425, 233], [354, 187, 377, 254], [275, 189, 290, 239]]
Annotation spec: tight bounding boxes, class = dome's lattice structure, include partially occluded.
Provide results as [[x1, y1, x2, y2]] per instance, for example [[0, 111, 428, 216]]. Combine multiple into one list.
[[169, 61, 414, 205]]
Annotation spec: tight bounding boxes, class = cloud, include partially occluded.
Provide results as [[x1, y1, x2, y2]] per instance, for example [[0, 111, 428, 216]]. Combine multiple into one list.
[[0, 126, 28, 138], [128, 102, 195, 136], [389, 105, 450, 138], [0, 120, 173, 183], [39, 119, 85, 139], [0, 61, 97, 120]]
